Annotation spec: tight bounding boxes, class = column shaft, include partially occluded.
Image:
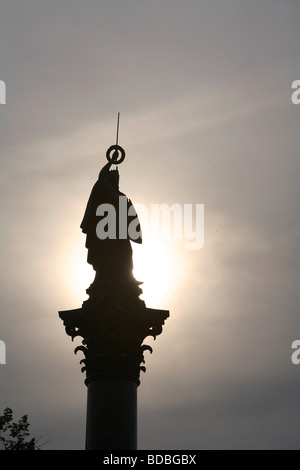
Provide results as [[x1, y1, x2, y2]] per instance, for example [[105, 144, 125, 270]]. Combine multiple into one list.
[[85, 377, 137, 450]]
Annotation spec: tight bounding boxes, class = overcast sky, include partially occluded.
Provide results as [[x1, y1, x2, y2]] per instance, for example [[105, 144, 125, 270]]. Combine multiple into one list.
[[0, 0, 300, 450]]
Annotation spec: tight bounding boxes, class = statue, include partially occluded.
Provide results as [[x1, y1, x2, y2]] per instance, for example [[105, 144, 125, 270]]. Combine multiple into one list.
[[80, 146, 142, 289]]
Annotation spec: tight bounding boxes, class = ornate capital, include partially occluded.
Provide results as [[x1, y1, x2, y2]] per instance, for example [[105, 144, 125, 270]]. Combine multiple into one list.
[[59, 281, 169, 385]]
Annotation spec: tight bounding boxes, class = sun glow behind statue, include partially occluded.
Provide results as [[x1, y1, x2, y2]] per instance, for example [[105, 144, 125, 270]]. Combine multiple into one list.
[[132, 237, 173, 308], [65, 116, 180, 309], [66, 229, 178, 309]]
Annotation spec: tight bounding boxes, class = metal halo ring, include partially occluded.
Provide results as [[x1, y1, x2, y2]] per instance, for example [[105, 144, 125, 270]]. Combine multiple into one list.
[[106, 145, 126, 165]]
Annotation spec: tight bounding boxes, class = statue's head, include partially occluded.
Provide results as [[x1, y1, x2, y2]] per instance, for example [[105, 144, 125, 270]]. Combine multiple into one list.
[[105, 168, 119, 190], [98, 161, 120, 190]]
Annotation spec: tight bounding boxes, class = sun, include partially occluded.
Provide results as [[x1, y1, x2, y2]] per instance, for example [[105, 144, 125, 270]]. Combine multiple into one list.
[[65, 244, 94, 303], [132, 237, 173, 308], [66, 234, 176, 308]]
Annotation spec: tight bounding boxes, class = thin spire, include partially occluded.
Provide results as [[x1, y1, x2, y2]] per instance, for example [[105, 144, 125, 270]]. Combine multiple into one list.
[[116, 112, 120, 146]]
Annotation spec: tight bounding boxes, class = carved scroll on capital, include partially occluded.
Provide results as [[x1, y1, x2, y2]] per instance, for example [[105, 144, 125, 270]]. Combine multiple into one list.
[[59, 289, 169, 385]]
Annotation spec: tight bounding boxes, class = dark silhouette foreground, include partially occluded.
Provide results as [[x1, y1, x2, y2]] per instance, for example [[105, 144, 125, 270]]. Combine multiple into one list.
[[0, 407, 42, 450]]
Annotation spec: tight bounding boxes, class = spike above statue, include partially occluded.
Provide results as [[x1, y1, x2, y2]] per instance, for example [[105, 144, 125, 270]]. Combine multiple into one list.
[[105, 112, 125, 164]]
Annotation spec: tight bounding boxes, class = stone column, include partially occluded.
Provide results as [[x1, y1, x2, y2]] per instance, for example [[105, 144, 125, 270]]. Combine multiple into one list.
[[59, 281, 169, 450], [85, 376, 137, 450]]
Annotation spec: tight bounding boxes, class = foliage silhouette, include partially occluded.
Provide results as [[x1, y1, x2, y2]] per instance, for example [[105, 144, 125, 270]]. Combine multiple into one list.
[[0, 407, 43, 450]]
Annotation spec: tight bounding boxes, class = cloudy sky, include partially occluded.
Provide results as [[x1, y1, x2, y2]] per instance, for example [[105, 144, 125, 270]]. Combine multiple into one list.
[[0, 0, 300, 450]]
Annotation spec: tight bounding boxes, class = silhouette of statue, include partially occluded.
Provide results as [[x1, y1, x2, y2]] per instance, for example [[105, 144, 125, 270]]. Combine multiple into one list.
[[80, 159, 142, 287]]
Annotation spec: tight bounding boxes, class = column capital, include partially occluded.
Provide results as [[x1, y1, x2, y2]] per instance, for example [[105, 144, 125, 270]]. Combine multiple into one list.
[[59, 280, 169, 385]]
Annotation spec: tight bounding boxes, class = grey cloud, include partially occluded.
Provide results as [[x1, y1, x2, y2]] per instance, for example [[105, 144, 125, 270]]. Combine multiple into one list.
[[0, 0, 299, 450]]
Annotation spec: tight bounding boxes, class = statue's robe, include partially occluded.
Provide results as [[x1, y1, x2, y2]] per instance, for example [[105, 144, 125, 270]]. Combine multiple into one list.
[[81, 176, 142, 283]]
